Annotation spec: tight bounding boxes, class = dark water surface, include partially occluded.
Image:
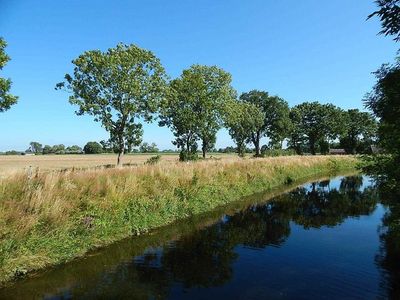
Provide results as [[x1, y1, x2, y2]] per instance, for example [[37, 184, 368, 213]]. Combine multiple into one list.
[[1, 174, 399, 299]]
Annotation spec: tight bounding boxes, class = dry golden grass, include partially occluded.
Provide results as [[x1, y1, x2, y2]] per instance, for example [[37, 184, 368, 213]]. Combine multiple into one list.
[[0, 153, 239, 177]]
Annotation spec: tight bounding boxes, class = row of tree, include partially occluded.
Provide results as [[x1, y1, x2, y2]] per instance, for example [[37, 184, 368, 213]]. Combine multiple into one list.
[[1, 38, 377, 165], [21, 141, 162, 155], [52, 44, 377, 164]]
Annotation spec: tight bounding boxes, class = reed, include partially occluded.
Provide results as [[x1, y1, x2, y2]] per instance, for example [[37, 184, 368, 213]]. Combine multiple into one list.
[[0, 155, 358, 285]]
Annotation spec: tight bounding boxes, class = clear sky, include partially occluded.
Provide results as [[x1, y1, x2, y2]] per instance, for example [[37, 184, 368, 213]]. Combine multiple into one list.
[[0, 0, 398, 151]]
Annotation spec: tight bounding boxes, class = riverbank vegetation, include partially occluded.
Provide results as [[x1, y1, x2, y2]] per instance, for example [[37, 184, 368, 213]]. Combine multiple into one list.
[[0, 155, 357, 285]]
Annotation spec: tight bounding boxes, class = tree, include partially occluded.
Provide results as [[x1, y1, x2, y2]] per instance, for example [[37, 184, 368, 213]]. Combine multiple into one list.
[[160, 65, 235, 160], [290, 102, 345, 155], [29, 142, 43, 154], [56, 43, 167, 166], [42, 145, 53, 155], [0, 37, 18, 112], [264, 96, 291, 149], [368, 0, 400, 41], [52, 144, 66, 154], [139, 142, 159, 153], [66, 145, 83, 154], [223, 100, 264, 157], [83, 141, 103, 154], [238, 90, 268, 156], [339, 109, 377, 154], [239, 91, 290, 155], [365, 61, 400, 156]]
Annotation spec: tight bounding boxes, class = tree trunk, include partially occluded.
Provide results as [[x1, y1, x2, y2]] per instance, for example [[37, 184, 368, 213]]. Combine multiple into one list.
[[252, 131, 261, 157], [117, 137, 125, 167], [310, 138, 316, 155], [202, 138, 207, 159], [117, 148, 124, 166]]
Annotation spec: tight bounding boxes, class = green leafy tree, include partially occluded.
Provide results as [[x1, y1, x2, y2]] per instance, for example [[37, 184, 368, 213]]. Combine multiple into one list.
[[29, 142, 43, 154], [290, 102, 345, 155], [364, 59, 400, 179], [66, 145, 83, 154], [239, 91, 290, 155], [160, 65, 235, 160], [223, 100, 264, 157], [83, 141, 103, 154], [0, 37, 18, 112], [238, 90, 268, 156], [288, 107, 307, 154], [264, 96, 291, 149], [339, 109, 377, 154], [56, 43, 167, 166], [139, 142, 159, 153], [52, 144, 66, 154], [42, 145, 53, 155], [368, 0, 400, 41]]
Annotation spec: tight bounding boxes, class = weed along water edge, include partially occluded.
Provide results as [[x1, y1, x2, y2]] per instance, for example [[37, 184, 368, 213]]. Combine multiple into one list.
[[0, 156, 357, 285], [1, 173, 396, 299]]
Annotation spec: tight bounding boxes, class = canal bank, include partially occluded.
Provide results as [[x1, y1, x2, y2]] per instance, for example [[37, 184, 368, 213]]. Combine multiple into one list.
[[0, 156, 358, 285]]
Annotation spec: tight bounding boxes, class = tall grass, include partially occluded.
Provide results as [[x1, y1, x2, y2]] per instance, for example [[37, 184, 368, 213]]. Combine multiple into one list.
[[0, 155, 357, 285]]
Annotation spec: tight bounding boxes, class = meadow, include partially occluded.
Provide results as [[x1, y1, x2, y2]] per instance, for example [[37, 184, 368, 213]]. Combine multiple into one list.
[[0, 153, 237, 177], [0, 155, 358, 285]]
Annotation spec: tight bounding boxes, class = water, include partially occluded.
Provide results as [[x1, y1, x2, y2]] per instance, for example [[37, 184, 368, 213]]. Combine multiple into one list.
[[1, 174, 399, 299]]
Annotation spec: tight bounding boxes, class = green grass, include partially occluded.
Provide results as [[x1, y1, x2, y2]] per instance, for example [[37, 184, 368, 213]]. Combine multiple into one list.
[[0, 155, 358, 285]]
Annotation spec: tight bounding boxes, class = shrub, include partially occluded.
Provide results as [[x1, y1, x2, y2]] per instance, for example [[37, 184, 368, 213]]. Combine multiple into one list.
[[83, 142, 103, 154], [145, 155, 161, 165]]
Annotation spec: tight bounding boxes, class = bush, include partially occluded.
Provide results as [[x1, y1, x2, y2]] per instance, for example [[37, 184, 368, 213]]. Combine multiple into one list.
[[179, 151, 198, 161], [261, 149, 296, 157], [145, 155, 161, 165], [83, 142, 103, 154]]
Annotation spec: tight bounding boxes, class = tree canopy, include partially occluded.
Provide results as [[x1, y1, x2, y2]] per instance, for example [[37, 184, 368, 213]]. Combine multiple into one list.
[[223, 99, 264, 157], [0, 37, 18, 113], [339, 109, 377, 154], [159, 65, 235, 160], [56, 43, 168, 165], [289, 102, 345, 155]]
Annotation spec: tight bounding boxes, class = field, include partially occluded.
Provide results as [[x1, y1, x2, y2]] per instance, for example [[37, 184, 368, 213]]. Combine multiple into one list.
[[0, 153, 238, 177], [0, 155, 358, 285]]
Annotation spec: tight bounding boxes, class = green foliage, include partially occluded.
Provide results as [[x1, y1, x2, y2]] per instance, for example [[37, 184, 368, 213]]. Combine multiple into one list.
[[365, 60, 400, 159], [145, 155, 161, 165], [179, 150, 199, 161], [160, 65, 235, 160], [368, 0, 400, 41], [83, 142, 103, 154], [29, 142, 43, 154], [0, 37, 18, 112], [66, 145, 83, 154], [339, 109, 377, 154], [56, 43, 168, 165], [139, 142, 159, 153], [223, 99, 264, 157], [261, 148, 296, 157], [289, 102, 346, 155], [238, 90, 291, 154]]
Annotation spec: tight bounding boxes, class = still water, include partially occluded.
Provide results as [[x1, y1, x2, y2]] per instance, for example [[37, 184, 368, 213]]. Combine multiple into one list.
[[1, 174, 399, 299]]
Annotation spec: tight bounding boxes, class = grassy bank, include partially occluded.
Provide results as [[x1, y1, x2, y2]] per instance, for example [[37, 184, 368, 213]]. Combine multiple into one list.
[[0, 155, 357, 285]]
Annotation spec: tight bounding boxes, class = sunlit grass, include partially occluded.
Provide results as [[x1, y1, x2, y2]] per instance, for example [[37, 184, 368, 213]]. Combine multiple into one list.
[[0, 155, 358, 285]]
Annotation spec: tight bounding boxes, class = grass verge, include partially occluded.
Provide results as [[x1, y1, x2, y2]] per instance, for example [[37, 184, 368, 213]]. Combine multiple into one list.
[[0, 155, 358, 285]]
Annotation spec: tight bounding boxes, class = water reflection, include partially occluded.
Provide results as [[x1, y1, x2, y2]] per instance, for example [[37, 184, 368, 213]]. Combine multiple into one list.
[[2, 175, 399, 299]]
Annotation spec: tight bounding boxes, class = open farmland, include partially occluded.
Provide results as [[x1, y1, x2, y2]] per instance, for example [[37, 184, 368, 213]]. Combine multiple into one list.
[[0, 153, 241, 177]]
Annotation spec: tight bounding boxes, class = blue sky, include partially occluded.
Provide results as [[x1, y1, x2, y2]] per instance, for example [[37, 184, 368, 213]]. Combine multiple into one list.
[[0, 0, 398, 151]]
